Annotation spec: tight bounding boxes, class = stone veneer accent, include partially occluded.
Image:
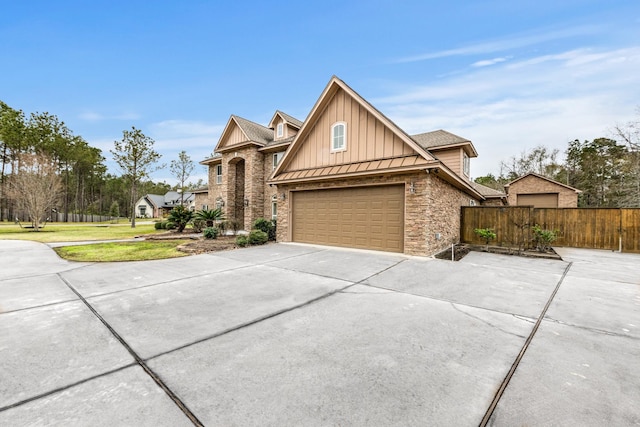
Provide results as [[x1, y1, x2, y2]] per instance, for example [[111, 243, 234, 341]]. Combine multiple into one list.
[[205, 146, 268, 231], [506, 175, 578, 207], [275, 173, 479, 256]]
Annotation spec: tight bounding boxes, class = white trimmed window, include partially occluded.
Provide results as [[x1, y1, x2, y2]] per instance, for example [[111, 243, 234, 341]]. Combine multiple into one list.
[[463, 153, 470, 177], [276, 123, 284, 138], [271, 201, 277, 220], [272, 151, 285, 170], [216, 164, 222, 184], [331, 122, 346, 152]]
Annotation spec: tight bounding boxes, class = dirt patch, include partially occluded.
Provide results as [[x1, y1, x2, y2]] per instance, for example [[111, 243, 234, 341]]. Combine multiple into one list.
[[177, 236, 241, 254], [435, 244, 561, 261], [435, 244, 470, 261]]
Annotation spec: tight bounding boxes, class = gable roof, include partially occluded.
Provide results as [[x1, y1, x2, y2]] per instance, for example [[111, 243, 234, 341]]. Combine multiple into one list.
[[412, 130, 478, 157], [214, 115, 273, 153], [505, 172, 582, 193], [146, 194, 164, 208], [268, 110, 303, 129], [271, 76, 437, 179], [231, 115, 273, 145], [470, 181, 507, 198]]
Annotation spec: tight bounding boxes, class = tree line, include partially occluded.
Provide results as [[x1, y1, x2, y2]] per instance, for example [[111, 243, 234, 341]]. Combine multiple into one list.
[[0, 101, 201, 226], [475, 111, 640, 208]]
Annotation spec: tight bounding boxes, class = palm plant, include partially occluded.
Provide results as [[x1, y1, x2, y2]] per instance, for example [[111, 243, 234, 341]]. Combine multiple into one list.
[[167, 205, 194, 233], [194, 208, 225, 227]]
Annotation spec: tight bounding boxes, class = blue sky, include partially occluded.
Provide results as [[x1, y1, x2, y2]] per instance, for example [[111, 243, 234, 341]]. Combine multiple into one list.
[[2, 0, 639, 185]]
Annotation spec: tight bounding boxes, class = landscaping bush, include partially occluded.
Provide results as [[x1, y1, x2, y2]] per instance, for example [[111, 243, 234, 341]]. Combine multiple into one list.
[[167, 205, 193, 233], [154, 222, 163, 230], [192, 219, 205, 233], [532, 224, 558, 252], [203, 227, 218, 239], [248, 229, 268, 245], [229, 220, 241, 235], [217, 220, 228, 236], [165, 221, 176, 230], [236, 235, 249, 247], [253, 217, 276, 241], [474, 227, 496, 250], [194, 208, 224, 227]]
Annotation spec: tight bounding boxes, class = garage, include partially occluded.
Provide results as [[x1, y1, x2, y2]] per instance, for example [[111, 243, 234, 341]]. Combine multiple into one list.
[[517, 193, 559, 208], [291, 185, 404, 253]]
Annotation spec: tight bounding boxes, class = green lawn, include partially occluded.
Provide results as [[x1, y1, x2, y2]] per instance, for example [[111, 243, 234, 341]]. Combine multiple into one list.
[[0, 222, 161, 243], [54, 240, 190, 262]]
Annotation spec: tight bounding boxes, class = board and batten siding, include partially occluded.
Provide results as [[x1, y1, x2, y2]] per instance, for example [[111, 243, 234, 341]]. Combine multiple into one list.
[[431, 148, 462, 176], [221, 124, 249, 148], [286, 88, 417, 171]]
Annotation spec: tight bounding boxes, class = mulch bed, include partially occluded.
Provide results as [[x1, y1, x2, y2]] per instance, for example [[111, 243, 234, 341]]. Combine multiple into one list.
[[143, 232, 241, 254], [435, 244, 561, 261]]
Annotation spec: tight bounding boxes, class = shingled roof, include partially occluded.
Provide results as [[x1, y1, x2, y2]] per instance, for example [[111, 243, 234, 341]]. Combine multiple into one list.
[[276, 110, 303, 128], [411, 129, 471, 150], [469, 181, 507, 198], [232, 115, 273, 145]]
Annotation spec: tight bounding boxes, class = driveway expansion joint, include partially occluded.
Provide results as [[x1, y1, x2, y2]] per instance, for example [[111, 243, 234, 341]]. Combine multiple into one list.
[[56, 273, 204, 427], [479, 261, 573, 426], [0, 365, 135, 413]]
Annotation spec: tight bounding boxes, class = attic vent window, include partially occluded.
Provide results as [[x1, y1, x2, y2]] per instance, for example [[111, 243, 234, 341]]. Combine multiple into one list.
[[331, 122, 346, 152], [276, 123, 284, 138]]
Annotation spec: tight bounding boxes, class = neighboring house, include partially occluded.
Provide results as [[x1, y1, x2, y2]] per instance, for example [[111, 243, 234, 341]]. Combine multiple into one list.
[[504, 173, 581, 208], [191, 187, 209, 211], [202, 76, 503, 256], [134, 191, 195, 218]]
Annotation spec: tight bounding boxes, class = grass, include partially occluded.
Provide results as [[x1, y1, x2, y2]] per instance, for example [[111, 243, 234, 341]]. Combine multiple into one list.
[[54, 240, 191, 262], [0, 222, 161, 243], [0, 221, 195, 262]]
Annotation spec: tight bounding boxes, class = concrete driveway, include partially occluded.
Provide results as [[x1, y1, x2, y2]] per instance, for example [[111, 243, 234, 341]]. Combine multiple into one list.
[[0, 241, 638, 426]]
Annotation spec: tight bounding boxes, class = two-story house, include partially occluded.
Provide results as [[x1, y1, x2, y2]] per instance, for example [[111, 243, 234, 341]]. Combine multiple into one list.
[[201, 76, 502, 256]]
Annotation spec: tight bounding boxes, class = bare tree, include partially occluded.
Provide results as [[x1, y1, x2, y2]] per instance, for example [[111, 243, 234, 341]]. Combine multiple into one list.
[[170, 150, 195, 204], [7, 153, 62, 230], [613, 110, 640, 207]]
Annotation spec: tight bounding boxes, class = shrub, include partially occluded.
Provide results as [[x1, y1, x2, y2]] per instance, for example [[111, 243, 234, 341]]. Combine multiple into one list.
[[192, 219, 205, 233], [229, 220, 241, 235], [253, 217, 276, 241], [194, 208, 224, 227], [474, 228, 496, 251], [165, 221, 176, 230], [154, 221, 163, 230], [217, 220, 228, 236], [203, 227, 218, 239], [236, 235, 249, 247], [167, 205, 194, 233], [532, 224, 558, 252], [248, 229, 268, 245]]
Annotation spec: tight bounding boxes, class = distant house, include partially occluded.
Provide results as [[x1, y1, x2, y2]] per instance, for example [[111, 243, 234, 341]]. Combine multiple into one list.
[[504, 173, 581, 208], [134, 191, 195, 218]]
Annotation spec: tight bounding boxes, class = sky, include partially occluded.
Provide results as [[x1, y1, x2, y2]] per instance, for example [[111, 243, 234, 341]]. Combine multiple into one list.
[[2, 0, 639, 186]]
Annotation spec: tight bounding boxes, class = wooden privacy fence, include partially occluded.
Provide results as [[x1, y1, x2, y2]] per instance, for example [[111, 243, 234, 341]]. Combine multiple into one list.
[[461, 207, 640, 253]]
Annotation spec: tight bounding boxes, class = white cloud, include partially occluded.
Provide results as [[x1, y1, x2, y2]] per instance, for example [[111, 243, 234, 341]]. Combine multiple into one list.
[[377, 46, 640, 177], [394, 25, 600, 63], [471, 57, 509, 67]]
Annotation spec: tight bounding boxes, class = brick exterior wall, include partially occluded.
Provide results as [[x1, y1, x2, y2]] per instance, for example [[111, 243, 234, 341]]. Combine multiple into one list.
[[506, 175, 578, 207], [275, 173, 479, 256], [206, 147, 276, 231]]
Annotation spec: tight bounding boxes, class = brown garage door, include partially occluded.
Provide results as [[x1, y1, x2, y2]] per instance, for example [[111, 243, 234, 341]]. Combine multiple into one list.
[[517, 193, 558, 208], [292, 185, 404, 252]]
